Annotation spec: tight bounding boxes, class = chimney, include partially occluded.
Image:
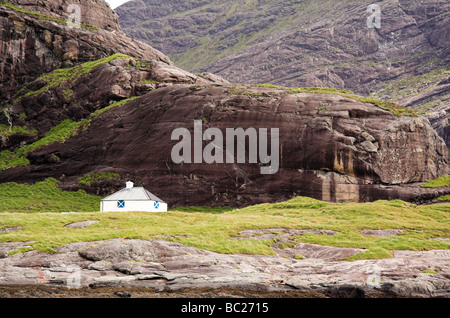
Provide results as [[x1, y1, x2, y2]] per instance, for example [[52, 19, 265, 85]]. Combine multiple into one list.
[[126, 181, 134, 189]]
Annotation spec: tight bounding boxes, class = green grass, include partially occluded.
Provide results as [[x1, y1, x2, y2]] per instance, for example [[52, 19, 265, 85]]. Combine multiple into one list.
[[0, 2, 100, 30], [289, 88, 417, 116], [287, 87, 355, 95], [0, 124, 37, 138], [78, 172, 121, 186], [252, 84, 354, 95], [0, 119, 81, 170], [63, 89, 73, 101], [0, 193, 448, 258], [240, 91, 263, 97], [135, 60, 153, 70], [345, 247, 394, 261], [139, 79, 160, 84], [20, 53, 132, 99], [79, 96, 141, 131], [436, 195, 450, 202], [0, 178, 101, 212], [250, 84, 417, 117], [344, 96, 418, 117], [421, 176, 450, 188]]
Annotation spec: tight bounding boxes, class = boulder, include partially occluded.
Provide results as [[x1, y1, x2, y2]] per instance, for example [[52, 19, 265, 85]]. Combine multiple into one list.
[[64, 221, 99, 229]]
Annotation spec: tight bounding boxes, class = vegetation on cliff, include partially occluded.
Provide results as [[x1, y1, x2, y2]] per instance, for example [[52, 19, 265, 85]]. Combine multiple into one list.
[[421, 175, 450, 188], [77, 172, 122, 187], [16, 53, 133, 101], [1, 49, 420, 174], [251, 84, 418, 116], [0, 119, 81, 170], [0, 53, 142, 171]]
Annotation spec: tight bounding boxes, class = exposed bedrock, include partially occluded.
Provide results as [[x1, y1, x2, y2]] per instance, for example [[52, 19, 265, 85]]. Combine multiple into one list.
[[0, 1, 170, 101], [1, 239, 449, 298], [0, 1, 447, 207], [1, 84, 447, 207]]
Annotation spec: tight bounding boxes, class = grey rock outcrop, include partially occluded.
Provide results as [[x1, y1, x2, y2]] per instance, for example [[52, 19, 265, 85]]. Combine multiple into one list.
[[0, 239, 449, 298]]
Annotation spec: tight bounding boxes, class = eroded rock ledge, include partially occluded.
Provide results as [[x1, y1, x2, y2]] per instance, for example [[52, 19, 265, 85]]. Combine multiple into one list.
[[1, 239, 449, 298]]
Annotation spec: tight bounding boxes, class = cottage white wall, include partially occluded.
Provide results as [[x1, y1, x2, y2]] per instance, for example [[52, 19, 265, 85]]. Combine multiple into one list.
[[101, 200, 168, 212]]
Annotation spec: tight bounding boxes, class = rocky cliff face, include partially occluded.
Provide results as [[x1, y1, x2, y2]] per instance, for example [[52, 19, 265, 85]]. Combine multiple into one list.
[[0, 0, 170, 102], [116, 0, 449, 148], [7, 0, 121, 31], [0, 1, 448, 207]]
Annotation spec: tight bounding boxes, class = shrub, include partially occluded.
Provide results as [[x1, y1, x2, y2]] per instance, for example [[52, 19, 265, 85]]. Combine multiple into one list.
[[78, 172, 121, 186]]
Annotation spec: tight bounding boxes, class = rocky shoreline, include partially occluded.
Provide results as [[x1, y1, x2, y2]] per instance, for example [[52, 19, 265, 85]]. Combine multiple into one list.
[[1, 238, 449, 298]]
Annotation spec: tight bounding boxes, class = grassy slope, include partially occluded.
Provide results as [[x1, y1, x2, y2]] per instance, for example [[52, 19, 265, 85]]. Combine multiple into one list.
[[421, 176, 450, 202], [0, 119, 81, 170], [420, 175, 450, 188], [0, 180, 449, 259], [0, 178, 101, 212], [437, 195, 450, 201], [16, 53, 133, 101], [0, 52, 140, 171], [0, 96, 140, 170]]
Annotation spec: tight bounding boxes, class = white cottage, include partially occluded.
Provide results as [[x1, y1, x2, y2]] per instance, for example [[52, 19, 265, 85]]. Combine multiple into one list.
[[100, 181, 168, 212]]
